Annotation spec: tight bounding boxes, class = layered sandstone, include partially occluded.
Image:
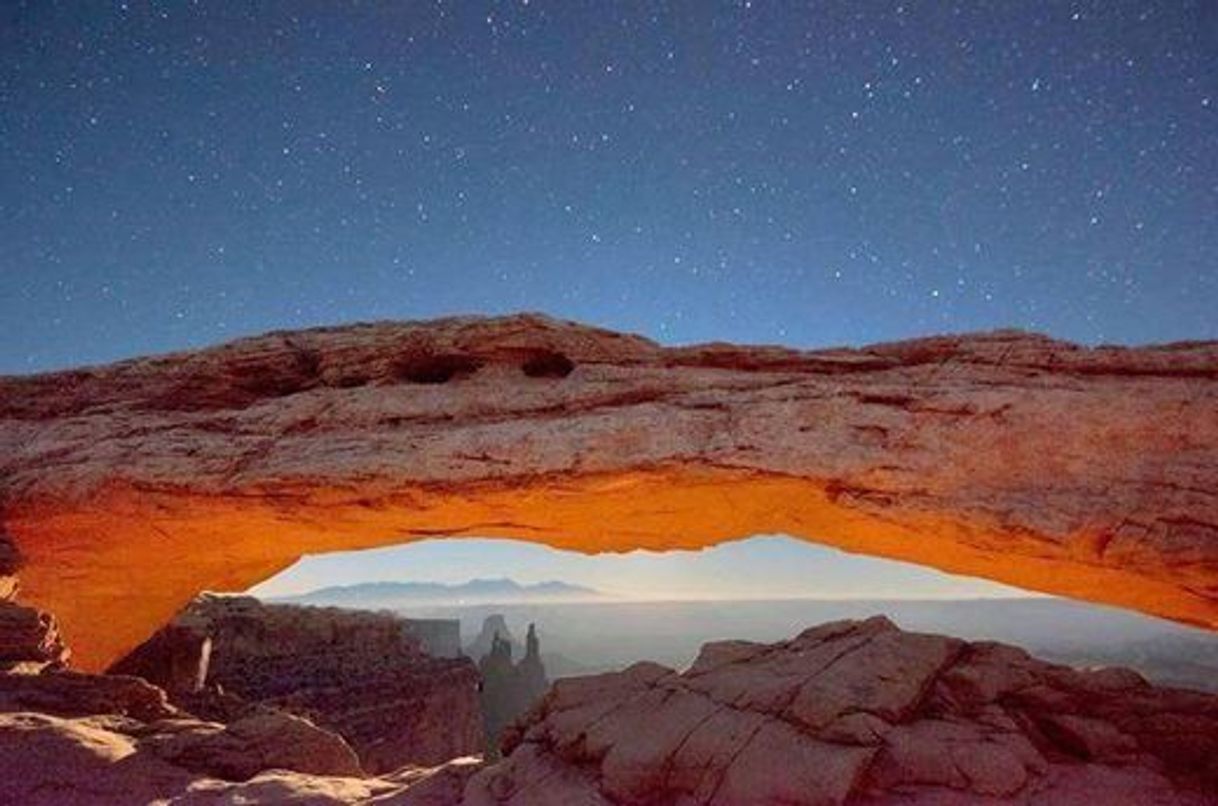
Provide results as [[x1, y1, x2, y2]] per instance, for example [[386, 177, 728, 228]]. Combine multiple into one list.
[[468, 617, 1218, 804], [0, 667, 366, 805], [5, 618, 1215, 804], [0, 600, 69, 673], [113, 594, 482, 774], [0, 314, 1215, 668]]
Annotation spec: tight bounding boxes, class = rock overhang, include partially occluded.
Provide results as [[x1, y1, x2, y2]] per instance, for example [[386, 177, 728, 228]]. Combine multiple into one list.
[[0, 313, 1215, 670]]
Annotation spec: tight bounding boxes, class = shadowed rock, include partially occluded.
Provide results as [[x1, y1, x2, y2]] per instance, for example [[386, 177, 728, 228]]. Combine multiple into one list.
[[112, 594, 483, 774], [469, 617, 1218, 804], [0, 600, 69, 673], [2, 617, 1216, 804]]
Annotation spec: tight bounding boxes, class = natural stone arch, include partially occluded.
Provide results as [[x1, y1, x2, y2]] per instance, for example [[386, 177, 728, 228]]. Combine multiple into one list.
[[0, 313, 1215, 671]]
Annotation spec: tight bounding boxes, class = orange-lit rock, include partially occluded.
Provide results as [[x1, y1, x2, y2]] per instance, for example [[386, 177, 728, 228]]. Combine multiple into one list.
[[0, 313, 1215, 669]]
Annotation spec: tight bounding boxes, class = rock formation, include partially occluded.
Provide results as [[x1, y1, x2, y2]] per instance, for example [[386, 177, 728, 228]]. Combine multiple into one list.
[[0, 314, 1215, 669], [0, 600, 69, 673], [110, 624, 211, 696], [402, 617, 463, 658], [4, 615, 1214, 804], [0, 665, 368, 805], [0, 530, 19, 602], [467, 617, 1218, 804], [467, 614, 515, 662], [477, 622, 548, 756], [111, 594, 483, 775]]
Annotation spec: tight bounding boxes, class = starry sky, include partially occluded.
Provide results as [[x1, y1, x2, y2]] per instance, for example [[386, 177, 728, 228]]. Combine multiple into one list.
[[2, 2, 1215, 598], [2, 1, 1215, 375]]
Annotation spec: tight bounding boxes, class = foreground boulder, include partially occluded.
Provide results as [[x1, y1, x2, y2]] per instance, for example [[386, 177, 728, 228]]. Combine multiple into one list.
[[0, 669, 364, 805], [113, 594, 483, 773], [467, 617, 1218, 804], [1, 315, 1215, 670]]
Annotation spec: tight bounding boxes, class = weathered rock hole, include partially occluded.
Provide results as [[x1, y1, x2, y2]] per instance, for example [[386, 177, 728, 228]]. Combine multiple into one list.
[[330, 373, 372, 389], [521, 350, 576, 379], [393, 353, 483, 384]]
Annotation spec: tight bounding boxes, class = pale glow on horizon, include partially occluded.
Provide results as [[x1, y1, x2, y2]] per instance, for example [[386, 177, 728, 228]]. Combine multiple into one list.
[[248, 534, 1038, 601]]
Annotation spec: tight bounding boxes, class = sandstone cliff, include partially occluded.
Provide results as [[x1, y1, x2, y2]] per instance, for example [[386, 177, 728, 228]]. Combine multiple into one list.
[[0, 314, 1215, 669], [2, 616, 1215, 804], [467, 617, 1218, 804], [112, 594, 483, 774], [478, 622, 548, 757], [0, 600, 69, 674]]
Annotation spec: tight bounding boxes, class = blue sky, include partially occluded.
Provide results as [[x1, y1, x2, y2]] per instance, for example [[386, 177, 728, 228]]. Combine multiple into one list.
[[3, 1, 1215, 374], [4, 3, 1212, 600]]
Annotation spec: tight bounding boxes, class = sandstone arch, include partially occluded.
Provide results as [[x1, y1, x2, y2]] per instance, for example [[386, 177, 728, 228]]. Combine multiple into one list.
[[0, 313, 1215, 671]]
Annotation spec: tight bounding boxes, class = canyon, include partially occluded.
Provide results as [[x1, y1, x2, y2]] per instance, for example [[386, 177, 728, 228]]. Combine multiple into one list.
[[0, 314, 1215, 671], [1, 602, 1214, 803], [0, 314, 1215, 802]]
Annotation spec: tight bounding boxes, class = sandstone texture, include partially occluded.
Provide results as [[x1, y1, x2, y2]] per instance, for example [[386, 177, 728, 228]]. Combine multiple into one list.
[[467, 617, 1218, 805], [2, 617, 1216, 804], [0, 668, 366, 805], [0, 314, 1215, 668], [0, 599, 69, 673], [0, 647, 483, 805], [113, 594, 484, 774]]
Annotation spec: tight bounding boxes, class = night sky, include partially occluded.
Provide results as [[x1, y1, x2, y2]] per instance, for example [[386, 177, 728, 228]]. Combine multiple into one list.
[[2, 1, 1215, 375]]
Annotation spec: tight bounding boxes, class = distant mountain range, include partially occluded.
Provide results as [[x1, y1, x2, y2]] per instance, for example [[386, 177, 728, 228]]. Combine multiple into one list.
[[271, 578, 606, 608]]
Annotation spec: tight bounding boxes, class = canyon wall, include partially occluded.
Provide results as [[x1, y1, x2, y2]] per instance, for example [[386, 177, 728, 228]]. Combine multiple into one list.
[[467, 617, 1218, 803], [0, 314, 1214, 669], [402, 617, 463, 658], [113, 594, 482, 773]]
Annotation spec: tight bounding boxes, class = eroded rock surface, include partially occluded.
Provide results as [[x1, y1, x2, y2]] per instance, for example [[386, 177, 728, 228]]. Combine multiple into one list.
[[478, 622, 548, 756], [0, 600, 69, 673], [0, 662, 480, 805], [114, 594, 483, 773], [469, 617, 1218, 805], [0, 668, 366, 805], [0, 314, 1215, 669], [3, 616, 1216, 804]]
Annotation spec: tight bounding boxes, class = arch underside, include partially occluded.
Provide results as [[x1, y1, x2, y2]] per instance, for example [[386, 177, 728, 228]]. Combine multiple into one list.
[[7, 464, 1215, 672]]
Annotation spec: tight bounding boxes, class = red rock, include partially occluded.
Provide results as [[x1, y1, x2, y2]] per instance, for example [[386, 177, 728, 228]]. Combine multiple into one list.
[[0, 315, 1213, 670], [0, 600, 69, 672], [478, 617, 1218, 804], [0, 669, 174, 722], [0, 531, 18, 601], [113, 593, 483, 773], [0, 712, 200, 806], [109, 623, 211, 695], [141, 710, 362, 780], [2, 616, 1216, 804]]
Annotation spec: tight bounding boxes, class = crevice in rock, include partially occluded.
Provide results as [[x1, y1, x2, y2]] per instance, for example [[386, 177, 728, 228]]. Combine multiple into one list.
[[521, 350, 576, 379], [390, 352, 483, 385]]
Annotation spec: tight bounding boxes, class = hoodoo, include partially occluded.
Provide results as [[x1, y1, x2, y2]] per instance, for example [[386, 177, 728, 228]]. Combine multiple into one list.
[[1, 314, 1215, 669]]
